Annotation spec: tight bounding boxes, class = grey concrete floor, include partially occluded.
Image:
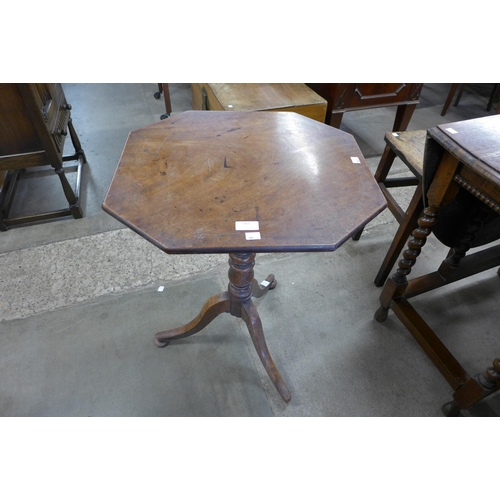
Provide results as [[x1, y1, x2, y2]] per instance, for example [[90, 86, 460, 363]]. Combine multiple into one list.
[[1, 83, 499, 417]]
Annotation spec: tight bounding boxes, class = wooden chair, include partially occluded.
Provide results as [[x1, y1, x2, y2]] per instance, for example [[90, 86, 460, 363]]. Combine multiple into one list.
[[375, 123, 500, 416], [353, 130, 427, 286], [442, 83, 500, 116]]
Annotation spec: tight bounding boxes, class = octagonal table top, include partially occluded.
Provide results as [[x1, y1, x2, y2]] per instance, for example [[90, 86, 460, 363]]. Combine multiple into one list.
[[103, 111, 386, 254]]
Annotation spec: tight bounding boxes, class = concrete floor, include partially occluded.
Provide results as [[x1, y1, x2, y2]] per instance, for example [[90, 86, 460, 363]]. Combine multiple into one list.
[[1, 83, 499, 417]]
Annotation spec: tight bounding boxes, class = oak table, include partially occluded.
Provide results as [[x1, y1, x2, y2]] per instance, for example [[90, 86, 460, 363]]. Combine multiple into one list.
[[375, 114, 500, 415], [102, 110, 386, 403]]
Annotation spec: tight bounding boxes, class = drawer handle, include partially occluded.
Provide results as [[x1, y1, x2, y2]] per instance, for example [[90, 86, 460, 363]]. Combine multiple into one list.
[[58, 104, 71, 137], [41, 99, 52, 122]]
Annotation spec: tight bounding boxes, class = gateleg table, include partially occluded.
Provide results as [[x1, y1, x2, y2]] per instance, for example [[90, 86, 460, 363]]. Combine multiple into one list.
[[102, 110, 386, 402], [375, 114, 500, 415]]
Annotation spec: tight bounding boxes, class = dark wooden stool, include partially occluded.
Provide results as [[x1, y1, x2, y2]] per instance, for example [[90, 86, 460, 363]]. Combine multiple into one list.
[[353, 130, 426, 286]]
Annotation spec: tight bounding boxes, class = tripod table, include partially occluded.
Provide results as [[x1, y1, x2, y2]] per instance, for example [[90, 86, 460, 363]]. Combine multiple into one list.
[[102, 110, 386, 402]]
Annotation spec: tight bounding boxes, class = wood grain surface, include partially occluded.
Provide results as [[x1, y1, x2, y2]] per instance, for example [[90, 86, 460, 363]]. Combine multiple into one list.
[[103, 111, 386, 254]]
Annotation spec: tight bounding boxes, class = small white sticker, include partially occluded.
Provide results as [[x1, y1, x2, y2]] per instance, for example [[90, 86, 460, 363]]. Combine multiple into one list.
[[351, 156, 361, 163], [260, 280, 270, 287], [227, 104, 233, 108], [392, 132, 399, 137], [157, 286, 165, 292], [446, 127, 458, 134], [235, 221, 259, 231], [245, 232, 261, 240]]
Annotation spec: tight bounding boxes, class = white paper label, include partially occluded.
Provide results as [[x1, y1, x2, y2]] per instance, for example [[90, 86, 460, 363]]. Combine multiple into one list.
[[245, 232, 261, 240], [446, 127, 458, 134], [157, 286, 165, 292], [260, 280, 270, 287], [392, 132, 399, 137], [351, 156, 361, 164], [235, 221, 259, 231]]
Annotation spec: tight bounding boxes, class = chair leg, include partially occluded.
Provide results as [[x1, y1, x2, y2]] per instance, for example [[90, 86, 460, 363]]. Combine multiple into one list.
[[392, 103, 417, 132], [441, 83, 460, 116], [160, 83, 172, 120], [454, 83, 466, 106], [163, 83, 172, 115], [352, 145, 397, 241], [374, 145, 397, 183], [487, 83, 500, 112], [374, 182, 424, 286], [154, 83, 163, 100]]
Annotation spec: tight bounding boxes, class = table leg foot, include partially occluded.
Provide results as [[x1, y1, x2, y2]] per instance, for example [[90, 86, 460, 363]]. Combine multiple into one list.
[[241, 300, 291, 403], [154, 339, 170, 348], [442, 400, 461, 417], [374, 306, 389, 322], [251, 274, 277, 298], [154, 292, 231, 347]]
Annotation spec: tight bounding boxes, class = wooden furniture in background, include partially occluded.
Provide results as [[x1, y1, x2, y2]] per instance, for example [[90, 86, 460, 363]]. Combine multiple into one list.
[[191, 83, 327, 122], [306, 83, 423, 130], [0, 83, 86, 231], [441, 83, 500, 116], [441, 83, 461, 117], [103, 110, 386, 403], [154, 83, 172, 120], [375, 115, 500, 416], [354, 130, 426, 286]]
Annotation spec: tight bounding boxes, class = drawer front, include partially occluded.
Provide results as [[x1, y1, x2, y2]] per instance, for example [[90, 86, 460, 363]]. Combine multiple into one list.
[[334, 83, 422, 110], [31, 84, 69, 153], [33, 83, 59, 129], [52, 106, 69, 153]]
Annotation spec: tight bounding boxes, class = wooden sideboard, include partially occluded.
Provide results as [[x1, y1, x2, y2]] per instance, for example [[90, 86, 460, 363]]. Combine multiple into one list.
[[0, 83, 86, 230], [306, 83, 423, 130]]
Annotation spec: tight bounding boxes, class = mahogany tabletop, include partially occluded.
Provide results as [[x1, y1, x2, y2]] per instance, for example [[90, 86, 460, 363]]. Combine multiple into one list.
[[435, 114, 500, 172], [102, 111, 386, 254], [427, 114, 500, 204]]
